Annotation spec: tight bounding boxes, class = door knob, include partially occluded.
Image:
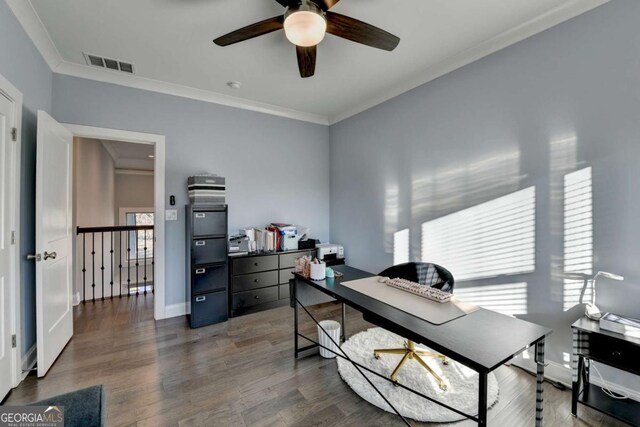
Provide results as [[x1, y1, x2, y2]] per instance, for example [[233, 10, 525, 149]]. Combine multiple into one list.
[[27, 254, 42, 261], [44, 251, 57, 260]]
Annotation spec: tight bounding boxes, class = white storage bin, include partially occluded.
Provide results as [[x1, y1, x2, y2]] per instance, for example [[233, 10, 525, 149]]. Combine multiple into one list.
[[318, 320, 341, 358]]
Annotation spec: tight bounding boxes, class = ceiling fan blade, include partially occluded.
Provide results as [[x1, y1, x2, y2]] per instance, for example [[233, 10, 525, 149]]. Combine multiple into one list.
[[296, 45, 316, 78], [214, 16, 284, 46], [325, 12, 400, 51], [309, 0, 341, 10]]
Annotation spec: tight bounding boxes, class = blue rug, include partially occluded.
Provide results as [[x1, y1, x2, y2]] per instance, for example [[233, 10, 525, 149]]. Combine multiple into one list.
[[28, 385, 106, 427]]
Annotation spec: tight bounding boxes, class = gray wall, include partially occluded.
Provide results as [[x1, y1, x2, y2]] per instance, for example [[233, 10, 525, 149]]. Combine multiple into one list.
[[330, 0, 640, 389], [73, 138, 116, 300], [52, 75, 330, 306], [115, 172, 154, 215], [0, 0, 52, 356]]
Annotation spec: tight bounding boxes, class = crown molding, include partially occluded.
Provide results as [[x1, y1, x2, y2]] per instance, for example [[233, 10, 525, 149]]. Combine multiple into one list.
[[5, 0, 63, 69], [8, 0, 609, 127], [328, 0, 610, 125]]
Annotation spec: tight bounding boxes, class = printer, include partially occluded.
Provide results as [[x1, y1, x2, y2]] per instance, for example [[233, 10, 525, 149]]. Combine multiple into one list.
[[316, 243, 344, 262]]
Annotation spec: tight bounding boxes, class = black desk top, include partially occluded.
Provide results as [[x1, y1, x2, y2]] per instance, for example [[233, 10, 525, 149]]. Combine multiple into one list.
[[295, 265, 552, 373], [572, 316, 640, 346]]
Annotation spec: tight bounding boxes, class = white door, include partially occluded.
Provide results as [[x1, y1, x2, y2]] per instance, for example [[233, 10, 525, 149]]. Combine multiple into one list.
[[0, 84, 17, 399], [35, 111, 73, 377]]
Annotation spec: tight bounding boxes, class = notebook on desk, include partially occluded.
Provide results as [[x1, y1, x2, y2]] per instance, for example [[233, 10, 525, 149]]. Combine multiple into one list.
[[341, 276, 479, 325]]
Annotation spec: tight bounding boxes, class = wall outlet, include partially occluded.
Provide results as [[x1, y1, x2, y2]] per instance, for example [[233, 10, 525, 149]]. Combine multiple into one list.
[[166, 209, 178, 221]]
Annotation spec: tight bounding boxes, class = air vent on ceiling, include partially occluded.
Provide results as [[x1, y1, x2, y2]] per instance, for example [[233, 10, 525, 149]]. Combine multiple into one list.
[[83, 53, 135, 74]]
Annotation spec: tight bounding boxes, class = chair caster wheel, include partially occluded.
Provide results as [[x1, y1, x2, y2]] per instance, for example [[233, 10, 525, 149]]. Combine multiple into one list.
[[373, 354, 380, 360], [439, 384, 448, 391], [442, 359, 450, 365], [392, 381, 400, 387]]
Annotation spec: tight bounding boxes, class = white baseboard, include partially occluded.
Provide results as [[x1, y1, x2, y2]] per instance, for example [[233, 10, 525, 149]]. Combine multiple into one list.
[[164, 302, 189, 318], [511, 353, 640, 402], [72, 291, 81, 306], [21, 343, 37, 375]]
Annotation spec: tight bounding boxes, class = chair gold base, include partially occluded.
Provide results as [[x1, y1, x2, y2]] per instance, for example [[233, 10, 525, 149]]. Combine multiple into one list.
[[374, 340, 449, 391]]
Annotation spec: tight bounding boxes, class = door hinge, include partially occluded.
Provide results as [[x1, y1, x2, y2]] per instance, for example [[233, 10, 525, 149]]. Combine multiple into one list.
[[12, 335, 16, 348], [11, 127, 17, 142], [11, 230, 16, 245]]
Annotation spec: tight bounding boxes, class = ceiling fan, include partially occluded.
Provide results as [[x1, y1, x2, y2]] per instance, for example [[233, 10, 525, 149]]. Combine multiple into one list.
[[213, 0, 400, 78]]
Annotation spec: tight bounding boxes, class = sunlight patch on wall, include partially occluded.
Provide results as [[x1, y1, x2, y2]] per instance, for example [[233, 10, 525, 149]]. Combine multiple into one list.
[[393, 229, 410, 265], [563, 167, 593, 311], [384, 184, 400, 253], [421, 187, 536, 281], [455, 283, 528, 316]]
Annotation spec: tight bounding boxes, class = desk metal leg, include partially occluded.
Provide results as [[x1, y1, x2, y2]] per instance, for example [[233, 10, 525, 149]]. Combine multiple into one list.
[[341, 303, 346, 342], [293, 280, 299, 358], [535, 339, 546, 427], [478, 371, 488, 426]]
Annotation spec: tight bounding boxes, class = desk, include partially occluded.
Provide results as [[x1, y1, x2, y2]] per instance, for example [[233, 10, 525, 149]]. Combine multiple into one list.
[[292, 266, 552, 426], [571, 317, 640, 426]]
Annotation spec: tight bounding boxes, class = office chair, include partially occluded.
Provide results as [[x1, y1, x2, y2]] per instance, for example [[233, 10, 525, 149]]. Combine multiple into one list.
[[373, 262, 454, 390]]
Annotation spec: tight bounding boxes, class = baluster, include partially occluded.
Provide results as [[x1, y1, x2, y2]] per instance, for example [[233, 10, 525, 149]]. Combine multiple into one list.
[[82, 233, 86, 304], [127, 229, 131, 297], [135, 229, 140, 296], [110, 232, 114, 299], [144, 229, 148, 295], [91, 233, 96, 302], [118, 230, 123, 298], [101, 231, 105, 301]]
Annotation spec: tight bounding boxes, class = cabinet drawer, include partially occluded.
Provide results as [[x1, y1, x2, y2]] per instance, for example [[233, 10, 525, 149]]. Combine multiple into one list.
[[232, 287, 279, 310], [279, 267, 296, 284], [589, 333, 640, 375], [279, 284, 290, 300], [279, 251, 314, 269], [193, 238, 227, 265], [233, 270, 279, 292], [193, 210, 226, 237], [192, 265, 226, 294], [190, 290, 227, 328], [232, 255, 278, 275]]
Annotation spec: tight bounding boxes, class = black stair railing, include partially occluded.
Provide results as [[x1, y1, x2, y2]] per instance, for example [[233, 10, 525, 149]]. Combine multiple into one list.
[[76, 225, 154, 302]]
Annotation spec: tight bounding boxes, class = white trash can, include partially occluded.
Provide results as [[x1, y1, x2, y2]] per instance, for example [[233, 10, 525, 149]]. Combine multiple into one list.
[[318, 320, 341, 359]]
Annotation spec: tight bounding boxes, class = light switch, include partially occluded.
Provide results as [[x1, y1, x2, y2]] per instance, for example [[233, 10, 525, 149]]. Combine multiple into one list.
[[166, 209, 178, 221]]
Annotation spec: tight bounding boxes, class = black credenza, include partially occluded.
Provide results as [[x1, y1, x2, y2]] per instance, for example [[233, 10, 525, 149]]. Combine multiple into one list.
[[186, 205, 228, 328], [228, 249, 316, 317]]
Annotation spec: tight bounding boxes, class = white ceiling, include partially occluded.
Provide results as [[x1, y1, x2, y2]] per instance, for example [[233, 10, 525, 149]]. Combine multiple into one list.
[[15, 0, 607, 124], [101, 139, 155, 171]]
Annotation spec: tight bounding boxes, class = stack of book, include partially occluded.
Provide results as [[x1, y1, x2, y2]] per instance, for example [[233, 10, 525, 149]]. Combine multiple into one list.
[[188, 175, 225, 205]]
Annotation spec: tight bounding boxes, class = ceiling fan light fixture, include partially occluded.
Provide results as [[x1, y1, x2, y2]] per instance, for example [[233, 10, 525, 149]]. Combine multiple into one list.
[[284, 7, 326, 47]]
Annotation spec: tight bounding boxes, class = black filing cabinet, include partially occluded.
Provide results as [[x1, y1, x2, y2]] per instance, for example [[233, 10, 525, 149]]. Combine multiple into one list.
[[186, 205, 228, 328]]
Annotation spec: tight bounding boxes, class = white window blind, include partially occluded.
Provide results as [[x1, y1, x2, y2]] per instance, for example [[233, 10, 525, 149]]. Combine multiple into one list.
[[563, 167, 593, 311], [455, 283, 528, 316], [393, 229, 410, 265], [421, 187, 536, 281]]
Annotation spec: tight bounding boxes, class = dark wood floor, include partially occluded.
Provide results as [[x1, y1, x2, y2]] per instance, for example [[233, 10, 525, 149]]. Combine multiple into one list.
[[4, 296, 627, 426]]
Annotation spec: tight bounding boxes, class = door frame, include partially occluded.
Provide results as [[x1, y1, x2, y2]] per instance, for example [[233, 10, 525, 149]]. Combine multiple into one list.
[[63, 124, 167, 319], [0, 72, 23, 388]]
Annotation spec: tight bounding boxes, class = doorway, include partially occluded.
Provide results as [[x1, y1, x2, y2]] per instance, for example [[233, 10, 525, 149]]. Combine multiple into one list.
[[64, 125, 166, 320]]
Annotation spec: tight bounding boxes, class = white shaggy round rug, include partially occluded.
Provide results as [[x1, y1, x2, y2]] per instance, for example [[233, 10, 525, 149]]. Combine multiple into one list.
[[336, 328, 499, 423]]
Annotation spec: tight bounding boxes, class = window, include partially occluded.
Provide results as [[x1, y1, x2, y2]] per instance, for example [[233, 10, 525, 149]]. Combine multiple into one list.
[[421, 187, 536, 281], [563, 167, 593, 311], [455, 283, 528, 316], [393, 229, 410, 265], [119, 208, 154, 262]]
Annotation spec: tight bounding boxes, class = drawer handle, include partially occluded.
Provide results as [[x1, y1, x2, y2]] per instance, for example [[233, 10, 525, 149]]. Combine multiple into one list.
[[195, 213, 206, 218], [195, 296, 206, 302], [254, 279, 259, 283], [254, 262, 259, 266], [612, 351, 622, 358], [254, 295, 260, 299], [195, 269, 206, 274], [196, 241, 205, 246]]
